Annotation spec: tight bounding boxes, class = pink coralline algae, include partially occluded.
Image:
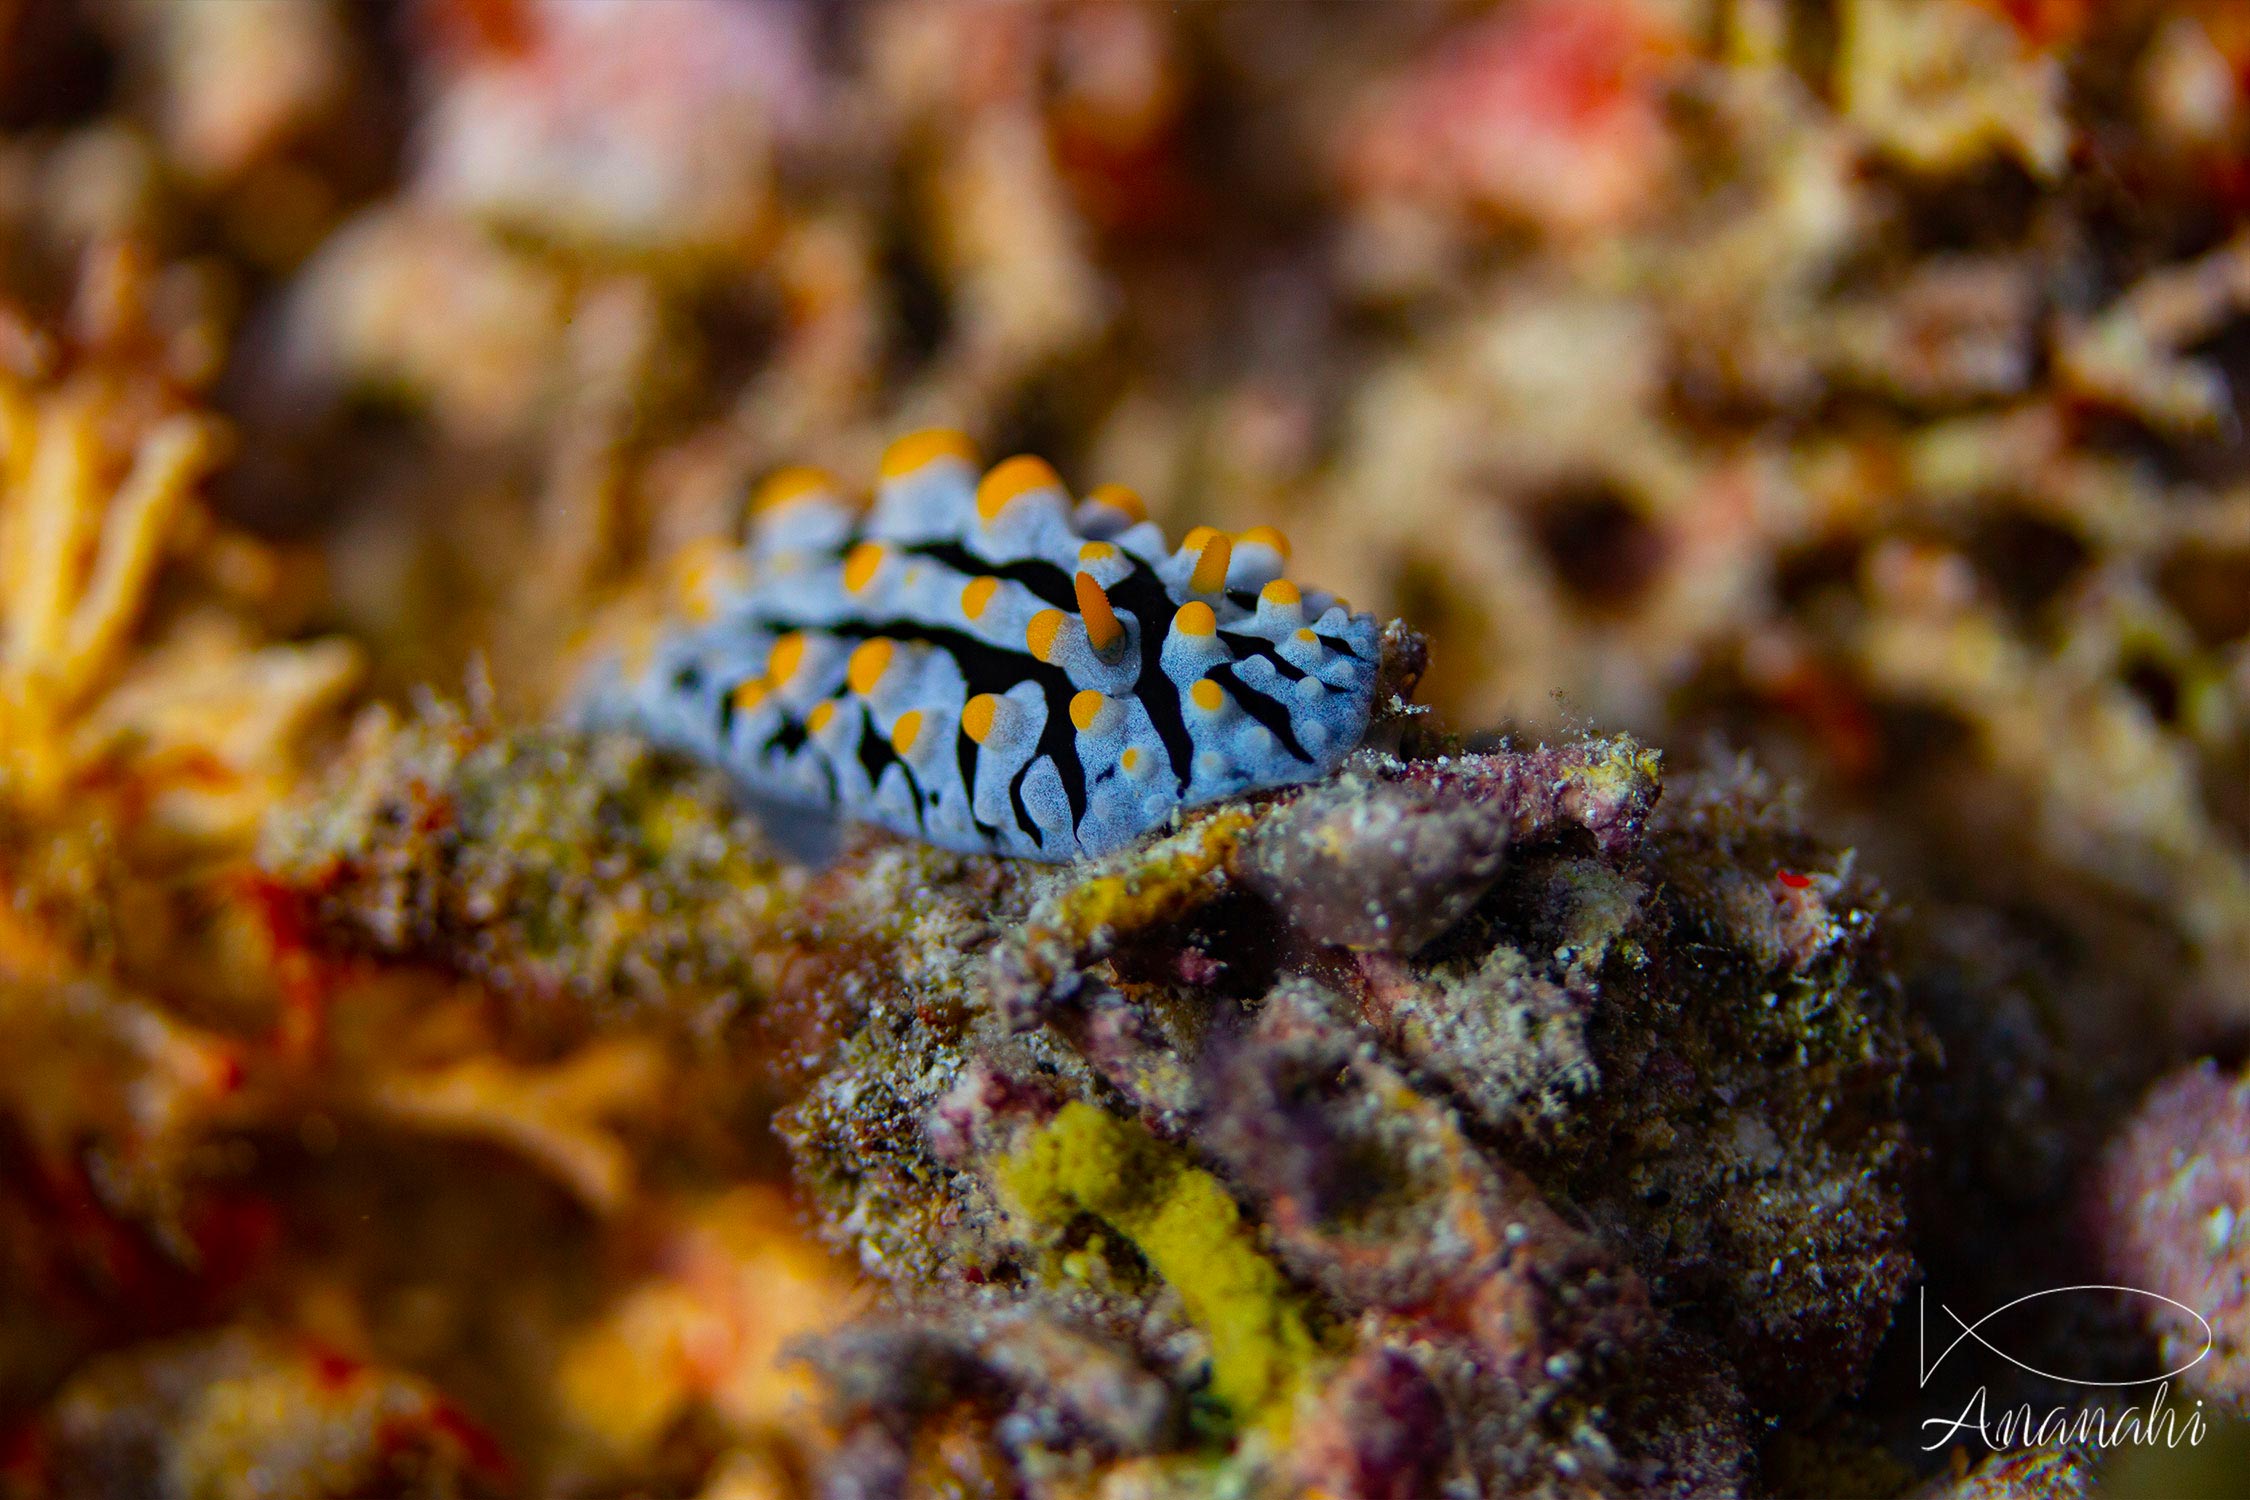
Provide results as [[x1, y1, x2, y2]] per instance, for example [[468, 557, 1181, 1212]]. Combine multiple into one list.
[[1343, 0, 1686, 237], [2092, 1060, 2250, 1407]]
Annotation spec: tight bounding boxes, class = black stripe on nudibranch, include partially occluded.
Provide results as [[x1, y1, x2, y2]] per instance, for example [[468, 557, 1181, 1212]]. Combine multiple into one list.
[[763, 715, 809, 758], [1219, 629, 1308, 681], [954, 728, 1000, 843], [1205, 661, 1312, 763], [850, 706, 928, 834], [902, 540, 1079, 613], [760, 714, 837, 804], [1102, 561, 1198, 792]]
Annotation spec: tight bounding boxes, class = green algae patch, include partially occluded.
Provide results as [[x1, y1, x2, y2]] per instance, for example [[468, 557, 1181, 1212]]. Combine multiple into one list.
[[994, 1100, 1316, 1426]]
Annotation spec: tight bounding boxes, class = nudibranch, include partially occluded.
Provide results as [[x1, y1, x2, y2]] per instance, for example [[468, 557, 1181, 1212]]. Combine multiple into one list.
[[580, 431, 1383, 860]]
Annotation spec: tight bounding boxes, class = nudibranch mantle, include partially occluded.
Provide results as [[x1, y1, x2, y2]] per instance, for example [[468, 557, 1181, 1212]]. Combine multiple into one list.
[[579, 432, 1382, 861]]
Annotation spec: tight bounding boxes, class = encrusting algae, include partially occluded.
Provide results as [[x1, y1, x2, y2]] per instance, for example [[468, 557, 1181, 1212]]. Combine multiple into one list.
[[993, 1101, 1317, 1430]]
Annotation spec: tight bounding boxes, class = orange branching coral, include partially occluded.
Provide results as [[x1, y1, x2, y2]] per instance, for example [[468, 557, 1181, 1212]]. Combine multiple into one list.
[[555, 1187, 867, 1471], [1838, 0, 2072, 177], [0, 905, 244, 1219], [0, 370, 359, 847], [0, 379, 221, 794], [364, 1037, 668, 1213]]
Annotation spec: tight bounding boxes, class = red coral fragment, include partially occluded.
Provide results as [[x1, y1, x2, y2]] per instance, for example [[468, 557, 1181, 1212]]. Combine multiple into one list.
[[1975, 0, 2097, 49], [375, 1399, 514, 1488], [305, 1343, 365, 1393], [232, 868, 360, 1061], [424, 1401, 515, 1485], [4, 1138, 277, 1347], [1762, 661, 1882, 783], [0, 1420, 46, 1489]]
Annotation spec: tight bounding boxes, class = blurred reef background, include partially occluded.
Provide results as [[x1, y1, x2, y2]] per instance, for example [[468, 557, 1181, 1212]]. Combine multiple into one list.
[[4, 1, 2250, 1495]]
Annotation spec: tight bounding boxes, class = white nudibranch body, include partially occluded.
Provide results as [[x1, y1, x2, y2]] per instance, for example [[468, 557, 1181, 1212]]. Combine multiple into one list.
[[578, 431, 1383, 860]]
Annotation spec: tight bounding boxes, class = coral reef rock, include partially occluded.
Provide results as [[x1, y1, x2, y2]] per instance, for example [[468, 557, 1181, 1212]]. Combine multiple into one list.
[[265, 708, 1920, 1494]]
